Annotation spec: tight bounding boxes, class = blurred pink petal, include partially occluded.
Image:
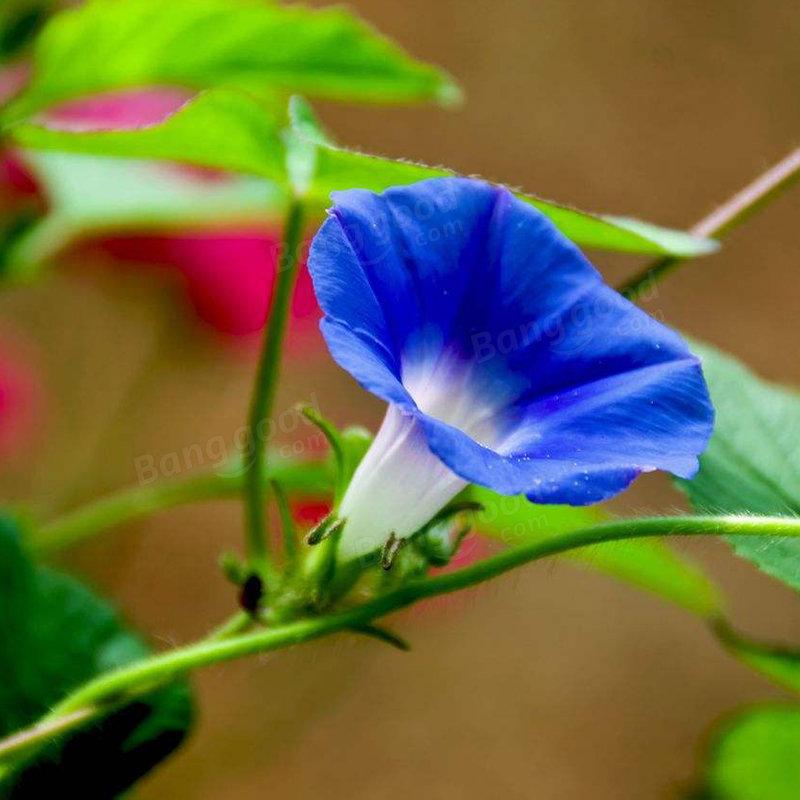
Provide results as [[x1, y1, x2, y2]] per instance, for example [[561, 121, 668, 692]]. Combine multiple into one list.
[[40, 87, 193, 131], [38, 86, 233, 184], [98, 231, 320, 338], [0, 151, 39, 197], [0, 339, 43, 458], [292, 500, 332, 528]]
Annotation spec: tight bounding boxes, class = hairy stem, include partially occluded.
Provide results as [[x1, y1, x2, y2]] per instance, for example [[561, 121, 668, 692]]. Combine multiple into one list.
[[243, 200, 305, 577], [620, 146, 800, 299], [0, 709, 100, 769], [4, 512, 799, 764]]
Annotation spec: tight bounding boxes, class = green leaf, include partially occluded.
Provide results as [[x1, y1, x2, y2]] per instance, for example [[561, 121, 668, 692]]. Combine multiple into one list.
[[0, 1, 52, 61], [14, 89, 289, 182], [0, 513, 192, 795], [11, 89, 717, 257], [5, 90, 288, 278], [600, 215, 720, 258], [308, 145, 717, 256], [714, 623, 800, 696], [7, 0, 458, 120], [5, 149, 285, 282], [676, 342, 800, 591], [470, 487, 722, 617], [23, 150, 284, 230], [702, 705, 800, 800], [6, 96, 330, 278]]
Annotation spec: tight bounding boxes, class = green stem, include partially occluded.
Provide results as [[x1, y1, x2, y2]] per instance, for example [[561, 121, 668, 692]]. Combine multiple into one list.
[[5, 512, 800, 763], [0, 708, 100, 769], [243, 199, 305, 576], [0, 612, 255, 778], [620, 146, 800, 300], [33, 456, 330, 555], [208, 611, 253, 640]]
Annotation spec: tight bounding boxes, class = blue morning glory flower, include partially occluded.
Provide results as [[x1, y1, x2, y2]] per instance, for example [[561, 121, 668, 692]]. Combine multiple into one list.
[[308, 178, 714, 560]]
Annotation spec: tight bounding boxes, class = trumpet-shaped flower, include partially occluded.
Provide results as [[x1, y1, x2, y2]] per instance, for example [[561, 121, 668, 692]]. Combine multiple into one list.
[[308, 178, 714, 559]]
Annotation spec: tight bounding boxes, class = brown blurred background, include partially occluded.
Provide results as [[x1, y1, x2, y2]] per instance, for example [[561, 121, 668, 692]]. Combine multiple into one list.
[[2, 0, 800, 797]]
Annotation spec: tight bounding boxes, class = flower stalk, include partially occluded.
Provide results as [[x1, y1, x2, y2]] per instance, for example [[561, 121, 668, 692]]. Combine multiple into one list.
[[620, 146, 800, 300], [243, 199, 306, 580]]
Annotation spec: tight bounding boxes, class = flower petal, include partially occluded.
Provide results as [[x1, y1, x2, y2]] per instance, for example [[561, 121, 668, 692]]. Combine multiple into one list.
[[422, 411, 644, 504], [319, 318, 410, 407], [308, 179, 501, 382], [420, 357, 709, 505]]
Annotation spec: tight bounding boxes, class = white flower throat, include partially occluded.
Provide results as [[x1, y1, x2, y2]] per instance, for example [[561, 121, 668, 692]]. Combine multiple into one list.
[[337, 352, 510, 560]]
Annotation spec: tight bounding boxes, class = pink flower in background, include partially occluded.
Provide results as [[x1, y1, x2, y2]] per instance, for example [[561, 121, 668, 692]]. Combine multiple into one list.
[[0, 76, 321, 340], [0, 151, 38, 197], [0, 338, 42, 458], [292, 499, 332, 529], [98, 231, 317, 338], [40, 87, 192, 132], [0, 68, 45, 457]]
